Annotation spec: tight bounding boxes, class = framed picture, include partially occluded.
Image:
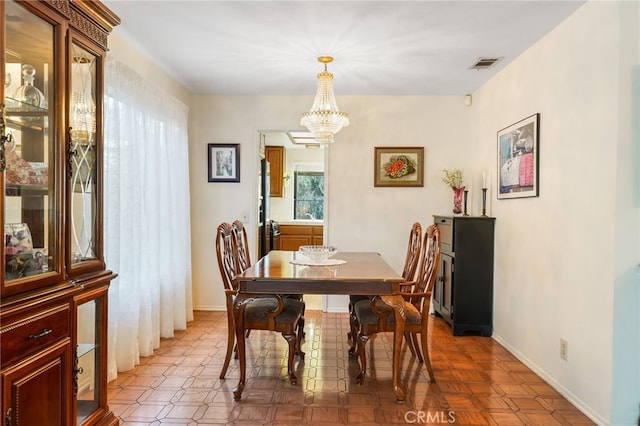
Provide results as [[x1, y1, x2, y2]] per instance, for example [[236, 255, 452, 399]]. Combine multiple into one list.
[[497, 113, 539, 199], [208, 143, 240, 182], [374, 147, 424, 187]]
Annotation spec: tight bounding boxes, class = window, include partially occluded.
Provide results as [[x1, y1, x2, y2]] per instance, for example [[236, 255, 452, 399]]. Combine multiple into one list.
[[294, 171, 324, 220]]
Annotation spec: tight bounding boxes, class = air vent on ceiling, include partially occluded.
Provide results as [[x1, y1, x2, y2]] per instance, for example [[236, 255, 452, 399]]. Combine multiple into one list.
[[470, 57, 502, 70]]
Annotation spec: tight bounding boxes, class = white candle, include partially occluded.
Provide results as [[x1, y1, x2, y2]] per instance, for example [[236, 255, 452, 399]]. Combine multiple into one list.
[[482, 172, 486, 188]]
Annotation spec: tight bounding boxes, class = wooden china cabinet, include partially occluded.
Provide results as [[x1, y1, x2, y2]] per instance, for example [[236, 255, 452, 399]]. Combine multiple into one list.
[[0, 1, 119, 425]]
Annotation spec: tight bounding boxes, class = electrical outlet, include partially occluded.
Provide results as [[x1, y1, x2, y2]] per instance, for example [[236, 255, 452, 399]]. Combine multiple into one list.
[[560, 338, 568, 361]]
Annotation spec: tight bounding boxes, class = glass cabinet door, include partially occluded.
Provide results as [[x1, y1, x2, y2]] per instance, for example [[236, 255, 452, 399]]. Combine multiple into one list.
[[2, 0, 58, 292], [75, 289, 107, 424], [69, 42, 99, 267]]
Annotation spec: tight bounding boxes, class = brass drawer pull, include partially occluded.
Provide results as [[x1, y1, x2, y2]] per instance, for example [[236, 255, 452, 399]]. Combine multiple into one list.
[[28, 328, 52, 339]]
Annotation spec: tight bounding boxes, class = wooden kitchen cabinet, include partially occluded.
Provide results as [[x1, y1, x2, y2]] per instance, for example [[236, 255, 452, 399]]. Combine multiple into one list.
[[265, 145, 284, 197], [279, 224, 323, 250], [1, 1, 120, 424], [432, 215, 495, 336]]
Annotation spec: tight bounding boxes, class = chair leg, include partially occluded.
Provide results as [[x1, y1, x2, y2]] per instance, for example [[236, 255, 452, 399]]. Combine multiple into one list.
[[348, 308, 359, 356], [220, 314, 235, 379], [347, 303, 354, 343], [287, 295, 307, 339], [355, 332, 371, 384], [404, 332, 418, 358], [296, 317, 306, 358], [409, 332, 424, 363], [282, 332, 299, 385], [301, 300, 306, 339], [420, 329, 435, 382]]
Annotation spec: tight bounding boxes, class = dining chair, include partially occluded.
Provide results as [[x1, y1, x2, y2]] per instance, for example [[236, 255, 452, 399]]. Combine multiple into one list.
[[231, 220, 255, 339], [216, 222, 305, 383], [216, 222, 239, 379], [231, 219, 306, 340], [348, 222, 423, 355], [352, 223, 441, 384]]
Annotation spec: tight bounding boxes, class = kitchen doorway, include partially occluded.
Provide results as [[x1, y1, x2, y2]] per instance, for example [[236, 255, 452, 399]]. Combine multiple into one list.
[[257, 130, 327, 310]]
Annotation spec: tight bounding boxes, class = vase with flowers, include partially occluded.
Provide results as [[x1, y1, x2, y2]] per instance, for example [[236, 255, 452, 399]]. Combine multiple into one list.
[[442, 169, 465, 214]]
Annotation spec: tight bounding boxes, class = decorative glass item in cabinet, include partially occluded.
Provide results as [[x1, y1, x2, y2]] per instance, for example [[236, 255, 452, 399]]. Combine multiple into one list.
[[70, 44, 98, 263], [12, 64, 47, 110], [4, 223, 33, 278]]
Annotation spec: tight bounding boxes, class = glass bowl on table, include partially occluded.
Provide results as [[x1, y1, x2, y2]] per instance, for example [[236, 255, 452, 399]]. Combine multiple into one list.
[[298, 245, 337, 263]]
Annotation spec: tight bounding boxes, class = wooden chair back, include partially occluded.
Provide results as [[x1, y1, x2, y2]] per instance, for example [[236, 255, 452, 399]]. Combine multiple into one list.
[[400, 222, 422, 281], [216, 222, 239, 293], [231, 220, 251, 273], [408, 224, 441, 312]]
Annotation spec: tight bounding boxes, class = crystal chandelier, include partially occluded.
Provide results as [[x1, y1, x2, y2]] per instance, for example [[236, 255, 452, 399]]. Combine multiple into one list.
[[301, 56, 349, 144]]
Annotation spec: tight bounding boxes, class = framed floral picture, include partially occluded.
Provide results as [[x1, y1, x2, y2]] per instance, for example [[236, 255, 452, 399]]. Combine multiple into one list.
[[497, 113, 539, 199], [208, 143, 240, 182], [374, 147, 424, 187]]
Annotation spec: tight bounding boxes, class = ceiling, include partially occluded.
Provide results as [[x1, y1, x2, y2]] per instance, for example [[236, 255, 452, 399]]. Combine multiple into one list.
[[102, 1, 586, 96]]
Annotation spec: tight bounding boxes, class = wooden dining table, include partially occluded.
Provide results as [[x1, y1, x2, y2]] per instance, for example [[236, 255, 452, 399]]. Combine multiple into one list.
[[232, 250, 407, 402]]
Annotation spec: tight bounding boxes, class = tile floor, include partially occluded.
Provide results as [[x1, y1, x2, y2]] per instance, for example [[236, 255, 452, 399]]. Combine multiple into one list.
[[107, 310, 594, 425]]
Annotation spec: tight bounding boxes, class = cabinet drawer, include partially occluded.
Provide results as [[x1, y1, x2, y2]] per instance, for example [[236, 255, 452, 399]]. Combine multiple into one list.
[[280, 225, 313, 235], [1, 304, 70, 368], [434, 216, 453, 252]]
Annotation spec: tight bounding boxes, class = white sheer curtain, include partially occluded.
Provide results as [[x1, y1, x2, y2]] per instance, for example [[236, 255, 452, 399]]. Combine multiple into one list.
[[103, 57, 193, 380]]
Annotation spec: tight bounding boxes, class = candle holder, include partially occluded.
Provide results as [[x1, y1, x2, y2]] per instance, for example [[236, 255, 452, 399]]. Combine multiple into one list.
[[481, 188, 488, 217], [463, 190, 469, 216]]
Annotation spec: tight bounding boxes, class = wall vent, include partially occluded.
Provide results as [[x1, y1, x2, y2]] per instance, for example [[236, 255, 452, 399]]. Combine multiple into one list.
[[470, 57, 502, 70]]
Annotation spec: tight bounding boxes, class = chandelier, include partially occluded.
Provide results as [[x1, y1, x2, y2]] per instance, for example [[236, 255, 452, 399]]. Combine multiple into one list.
[[301, 56, 349, 144]]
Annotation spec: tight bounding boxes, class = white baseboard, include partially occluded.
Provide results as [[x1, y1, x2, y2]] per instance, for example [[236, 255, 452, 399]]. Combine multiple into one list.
[[492, 333, 607, 425], [325, 307, 349, 313], [193, 305, 225, 311]]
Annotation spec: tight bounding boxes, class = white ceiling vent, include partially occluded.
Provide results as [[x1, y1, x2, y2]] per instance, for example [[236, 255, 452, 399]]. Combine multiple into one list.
[[470, 57, 502, 70]]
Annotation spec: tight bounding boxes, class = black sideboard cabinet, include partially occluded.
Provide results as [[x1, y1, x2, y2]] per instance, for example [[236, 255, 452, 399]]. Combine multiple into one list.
[[432, 215, 496, 336]]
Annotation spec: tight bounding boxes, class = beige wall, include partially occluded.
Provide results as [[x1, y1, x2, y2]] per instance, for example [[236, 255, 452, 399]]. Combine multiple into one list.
[[108, 1, 638, 423], [472, 1, 620, 423]]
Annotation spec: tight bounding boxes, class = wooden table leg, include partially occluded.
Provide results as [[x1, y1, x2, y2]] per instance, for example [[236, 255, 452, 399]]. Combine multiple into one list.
[[381, 295, 406, 402], [232, 296, 249, 400]]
